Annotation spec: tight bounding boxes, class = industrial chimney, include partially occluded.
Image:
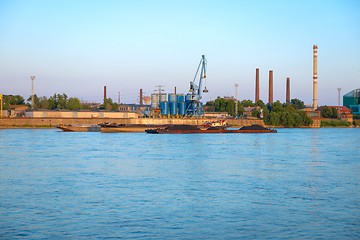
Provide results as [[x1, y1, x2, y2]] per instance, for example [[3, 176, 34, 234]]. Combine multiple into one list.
[[313, 45, 318, 110], [286, 77, 290, 103], [255, 68, 260, 103], [268, 70, 273, 104], [103, 86, 107, 103]]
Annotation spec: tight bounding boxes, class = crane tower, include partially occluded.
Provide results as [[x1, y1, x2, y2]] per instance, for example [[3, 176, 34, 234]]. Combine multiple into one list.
[[186, 55, 208, 117]]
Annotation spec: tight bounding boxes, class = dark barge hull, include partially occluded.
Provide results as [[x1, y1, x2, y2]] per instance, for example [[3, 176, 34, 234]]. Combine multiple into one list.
[[145, 129, 277, 134]]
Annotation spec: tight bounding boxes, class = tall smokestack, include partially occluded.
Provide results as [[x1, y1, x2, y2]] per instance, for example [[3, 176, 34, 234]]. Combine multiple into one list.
[[286, 77, 290, 103], [313, 45, 318, 110], [268, 70, 273, 104], [255, 68, 260, 103], [103, 86, 107, 103], [174, 86, 177, 95], [140, 89, 143, 105]]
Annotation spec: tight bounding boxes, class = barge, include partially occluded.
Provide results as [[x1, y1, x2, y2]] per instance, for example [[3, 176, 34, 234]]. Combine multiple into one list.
[[100, 123, 168, 133], [145, 124, 277, 134], [57, 124, 101, 132]]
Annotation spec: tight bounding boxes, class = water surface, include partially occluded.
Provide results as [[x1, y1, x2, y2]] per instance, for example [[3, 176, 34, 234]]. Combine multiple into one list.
[[0, 128, 359, 239]]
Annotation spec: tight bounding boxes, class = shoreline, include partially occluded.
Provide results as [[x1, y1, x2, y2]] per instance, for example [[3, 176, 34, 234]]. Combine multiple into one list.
[[0, 117, 357, 129]]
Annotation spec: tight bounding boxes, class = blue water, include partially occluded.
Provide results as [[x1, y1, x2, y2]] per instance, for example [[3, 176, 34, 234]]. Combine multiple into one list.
[[0, 128, 359, 239]]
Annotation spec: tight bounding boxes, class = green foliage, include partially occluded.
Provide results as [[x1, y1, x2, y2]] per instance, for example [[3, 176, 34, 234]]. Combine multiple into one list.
[[290, 98, 305, 109], [264, 101, 313, 127], [212, 97, 244, 117], [67, 97, 81, 110], [204, 100, 215, 112], [2, 95, 25, 110], [101, 98, 119, 111], [321, 106, 338, 118], [207, 98, 312, 126], [255, 100, 266, 108], [321, 120, 350, 127], [240, 99, 254, 107], [251, 109, 261, 118], [46, 93, 68, 109]]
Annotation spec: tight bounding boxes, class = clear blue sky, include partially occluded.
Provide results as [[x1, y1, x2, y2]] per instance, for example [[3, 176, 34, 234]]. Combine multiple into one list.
[[1, 0, 359, 105]]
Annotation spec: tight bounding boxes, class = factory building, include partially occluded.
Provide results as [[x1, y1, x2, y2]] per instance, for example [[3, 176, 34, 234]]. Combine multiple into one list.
[[343, 89, 360, 115]]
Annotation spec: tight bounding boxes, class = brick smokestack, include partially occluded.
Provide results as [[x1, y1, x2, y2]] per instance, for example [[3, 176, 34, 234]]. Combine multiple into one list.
[[140, 89, 143, 105], [286, 77, 290, 103], [313, 45, 318, 110], [103, 86, 107, 103], [268, 70, 273, 104], [255, 68, 260, 103]]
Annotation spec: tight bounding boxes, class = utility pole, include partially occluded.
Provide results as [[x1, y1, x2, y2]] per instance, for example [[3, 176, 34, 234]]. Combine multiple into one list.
[[337, 88, 341, 119], [0, 94, 3, 118], [118, 91, 120, 105], [31, 76, 35, 110], [235, 83, 239, 118]]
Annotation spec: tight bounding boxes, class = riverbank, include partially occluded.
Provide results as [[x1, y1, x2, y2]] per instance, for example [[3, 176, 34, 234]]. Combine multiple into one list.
[[2, 117, 355, 129], [0, 117, 265, 129]]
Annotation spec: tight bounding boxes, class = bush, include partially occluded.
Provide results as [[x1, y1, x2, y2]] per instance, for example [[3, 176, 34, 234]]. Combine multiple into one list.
[[321, 120, 350, 127]]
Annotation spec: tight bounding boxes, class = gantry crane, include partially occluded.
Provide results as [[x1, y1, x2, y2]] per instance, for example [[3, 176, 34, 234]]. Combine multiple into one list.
[[186, 55, 208, 117]]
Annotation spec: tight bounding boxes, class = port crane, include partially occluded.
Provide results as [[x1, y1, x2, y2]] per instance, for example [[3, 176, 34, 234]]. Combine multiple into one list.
[[186, 55, 208, 116]]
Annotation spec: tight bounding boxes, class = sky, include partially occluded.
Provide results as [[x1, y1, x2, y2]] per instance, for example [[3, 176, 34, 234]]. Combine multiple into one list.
[[0, 0, 359, 105]]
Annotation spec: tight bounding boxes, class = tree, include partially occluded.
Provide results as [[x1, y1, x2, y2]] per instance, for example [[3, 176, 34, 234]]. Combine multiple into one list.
[[240, 99, 254, 107], [270, 101, 283, 113], [214, 97, 227, 112], [67, 97, 81, 110], [27, 94, 40, 109], [251, 108, 261, 118], [38, 96, 49, 109], [56, 93, 68, 109], [321, 106, 337, 118], [48, 94, 58, 110], [101, 98, 118, 111], [290, 98, 305, 109], [11, 95, 25, 105], [255, 100, 266, 108], [265, 112, 280, 126], [226, 100, 235, 116]]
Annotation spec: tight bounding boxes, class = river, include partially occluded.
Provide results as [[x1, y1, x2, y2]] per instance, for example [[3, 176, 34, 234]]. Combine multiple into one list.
[[0, 128, 359, 239]]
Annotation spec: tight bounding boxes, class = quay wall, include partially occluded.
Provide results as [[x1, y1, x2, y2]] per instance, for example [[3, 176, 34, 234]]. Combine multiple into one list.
[[0, 118, 265, 128]]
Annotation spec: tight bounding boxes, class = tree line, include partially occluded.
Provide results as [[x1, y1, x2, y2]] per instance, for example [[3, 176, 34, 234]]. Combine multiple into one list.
[[1, 94, 118, 111], [205, 97, 313, 127]]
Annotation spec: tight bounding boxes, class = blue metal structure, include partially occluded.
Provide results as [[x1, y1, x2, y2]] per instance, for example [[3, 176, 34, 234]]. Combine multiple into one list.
[[160, 101, 169, 115], [186, 55, 208, 117]]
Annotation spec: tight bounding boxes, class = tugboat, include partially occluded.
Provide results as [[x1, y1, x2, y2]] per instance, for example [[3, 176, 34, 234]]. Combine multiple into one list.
[[145, 124, 277, 134]]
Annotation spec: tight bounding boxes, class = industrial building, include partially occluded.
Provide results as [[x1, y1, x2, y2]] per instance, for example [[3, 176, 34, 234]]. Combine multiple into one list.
[[148, 55, 208, 117], [343, 89, 360, 115], [25, 110, 138, 118]]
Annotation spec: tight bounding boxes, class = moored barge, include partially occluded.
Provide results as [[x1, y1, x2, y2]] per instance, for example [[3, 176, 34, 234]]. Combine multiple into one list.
[[145, 124, 277, 134], [57, 124, 101, 132]]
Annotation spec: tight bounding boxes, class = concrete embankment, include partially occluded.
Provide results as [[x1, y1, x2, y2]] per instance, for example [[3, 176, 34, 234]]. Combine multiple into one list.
[[0, 118, 265, 128]]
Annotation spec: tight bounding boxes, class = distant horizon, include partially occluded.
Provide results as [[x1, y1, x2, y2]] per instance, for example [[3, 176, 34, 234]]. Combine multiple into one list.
[[1, 0, 359, 105]]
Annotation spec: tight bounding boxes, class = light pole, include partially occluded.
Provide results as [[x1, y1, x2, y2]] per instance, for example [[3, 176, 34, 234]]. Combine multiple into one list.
[[31, 76, 35, 110], [0, 94, 3, 118], [235, 83, 239, 118], [337, 88, 341, 119]]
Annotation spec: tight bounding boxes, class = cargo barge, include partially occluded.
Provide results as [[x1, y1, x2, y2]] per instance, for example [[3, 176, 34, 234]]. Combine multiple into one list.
[[57, 124, 101, 132], [100, 123, 168, 133], [145, 124, 277, 134]]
